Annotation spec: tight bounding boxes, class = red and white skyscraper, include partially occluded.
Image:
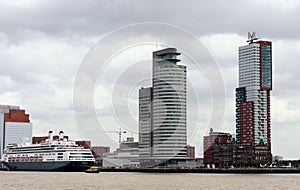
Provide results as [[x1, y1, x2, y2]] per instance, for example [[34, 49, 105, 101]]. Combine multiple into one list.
[[0, 105, 32, 157], [236, 33, 272, 152]]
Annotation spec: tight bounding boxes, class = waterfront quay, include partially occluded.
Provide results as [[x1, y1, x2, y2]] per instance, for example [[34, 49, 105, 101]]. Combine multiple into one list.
[[101, 168, 300, 174]]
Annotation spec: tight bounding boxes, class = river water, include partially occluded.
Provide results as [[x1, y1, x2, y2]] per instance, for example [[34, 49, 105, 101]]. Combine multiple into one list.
[[0, 171, 299, 190]]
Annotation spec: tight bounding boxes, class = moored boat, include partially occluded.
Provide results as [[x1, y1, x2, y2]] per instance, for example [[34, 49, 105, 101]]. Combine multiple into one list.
[[85, 166, 100, 173], [1, 131, 96, 172]]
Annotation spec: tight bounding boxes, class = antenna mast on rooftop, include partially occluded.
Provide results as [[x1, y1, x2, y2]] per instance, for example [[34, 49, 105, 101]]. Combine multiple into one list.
[[247, 32, 259, 43]]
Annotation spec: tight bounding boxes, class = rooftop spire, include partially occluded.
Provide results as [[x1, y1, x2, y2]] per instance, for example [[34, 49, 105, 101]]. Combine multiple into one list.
[[247, 32, 259, 43]]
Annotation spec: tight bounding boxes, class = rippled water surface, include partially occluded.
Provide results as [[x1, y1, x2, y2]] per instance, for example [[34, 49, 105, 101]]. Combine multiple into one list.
[[0, 171, 299, 190]]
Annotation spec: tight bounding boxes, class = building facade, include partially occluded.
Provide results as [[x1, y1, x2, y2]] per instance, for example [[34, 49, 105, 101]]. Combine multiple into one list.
[[138, 87, 153, 158], [187, 145, 195, 159], [236, 37, 272, 161], [119, 137, 139, 153], [203, 128, 271, 168], [102, 137, 139, 168], [75, 140, 91, 149], [139, 48, 187, 167], [91, 146, 110, 158], [203, 128, 233, 167], [0, 105, 32, 157]]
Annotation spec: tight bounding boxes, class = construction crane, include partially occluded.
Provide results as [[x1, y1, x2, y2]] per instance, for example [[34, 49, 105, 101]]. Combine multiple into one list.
[[105, 128, 126, 143]]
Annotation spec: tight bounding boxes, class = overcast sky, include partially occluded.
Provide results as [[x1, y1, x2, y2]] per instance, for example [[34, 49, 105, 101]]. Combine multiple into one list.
[[0, 0, 300, 159]]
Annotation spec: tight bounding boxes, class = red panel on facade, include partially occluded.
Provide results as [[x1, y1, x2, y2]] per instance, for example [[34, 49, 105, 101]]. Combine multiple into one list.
[[91, 146, 110, 157], [3, 109, 31, 151], [4, 109, 30, 123], [203, 136, 214, 163], [187, 145, 195, 159], [203, 132, 231, 163], [75, 140, 91, 149], [240, 102, 254, 147]]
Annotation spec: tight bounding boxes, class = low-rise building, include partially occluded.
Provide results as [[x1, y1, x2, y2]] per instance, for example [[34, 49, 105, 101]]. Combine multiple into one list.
[[91, 146, 110, 158], [102, 137, 139, 168], [75, 140, 91, 149], [187, 145, 195, 159], [203, 128, 272, 168], [203, 128, 232, 167], [102, 152, 139, 168]]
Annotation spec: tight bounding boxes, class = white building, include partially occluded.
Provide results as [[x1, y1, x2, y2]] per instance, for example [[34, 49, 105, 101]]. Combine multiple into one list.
[[4, 122, 32, 147], [102, 137, 139, 168], [0, 105, 32, 157], [139, 48, 187, 167], [152, 48, 187, 158], [102, 152, 139, 168]]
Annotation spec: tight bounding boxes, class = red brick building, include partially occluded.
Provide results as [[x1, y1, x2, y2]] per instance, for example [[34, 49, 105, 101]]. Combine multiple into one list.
[[75, 140, 91, 149], [240, 102, 254, 147], [203, 129, 232, 163], [186, 145, 195, 159], [203, 128, 271, 168], [91, 146, 110, 158]]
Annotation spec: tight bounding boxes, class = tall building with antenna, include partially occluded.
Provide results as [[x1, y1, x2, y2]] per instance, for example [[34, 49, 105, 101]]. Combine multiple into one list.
[[236, 32, 272, 155]]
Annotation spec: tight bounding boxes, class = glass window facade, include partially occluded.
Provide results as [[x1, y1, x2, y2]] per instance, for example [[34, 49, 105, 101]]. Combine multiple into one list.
[[261, 44, 272, 89]]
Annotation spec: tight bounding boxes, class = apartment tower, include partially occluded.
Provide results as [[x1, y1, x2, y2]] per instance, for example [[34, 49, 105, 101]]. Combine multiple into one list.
[[236, 33, 272, 152]]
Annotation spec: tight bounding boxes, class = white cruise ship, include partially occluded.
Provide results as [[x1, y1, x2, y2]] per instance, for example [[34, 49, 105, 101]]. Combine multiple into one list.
[[1, 131, 96, 171]]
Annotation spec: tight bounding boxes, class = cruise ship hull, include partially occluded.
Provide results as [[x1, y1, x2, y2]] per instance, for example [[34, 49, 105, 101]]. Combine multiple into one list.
[[2, 161, 94, 172]]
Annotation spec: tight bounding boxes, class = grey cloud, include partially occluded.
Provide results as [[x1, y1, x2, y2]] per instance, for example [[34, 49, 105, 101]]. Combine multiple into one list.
[[1, 0, 300, 42]]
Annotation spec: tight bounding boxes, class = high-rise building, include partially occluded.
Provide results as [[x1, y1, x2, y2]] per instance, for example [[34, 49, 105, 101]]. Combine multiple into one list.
[[139, 48, 187, 167], [202, 34, 273, 168], [138, 87, 153, 158], [0, 105, 32, 157], [236, 34, 272, 153], [152, 48, 187, 158]]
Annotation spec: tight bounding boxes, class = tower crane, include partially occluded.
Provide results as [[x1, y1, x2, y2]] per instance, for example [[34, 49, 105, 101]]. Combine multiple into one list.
[[105, 128, 126, 143]]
